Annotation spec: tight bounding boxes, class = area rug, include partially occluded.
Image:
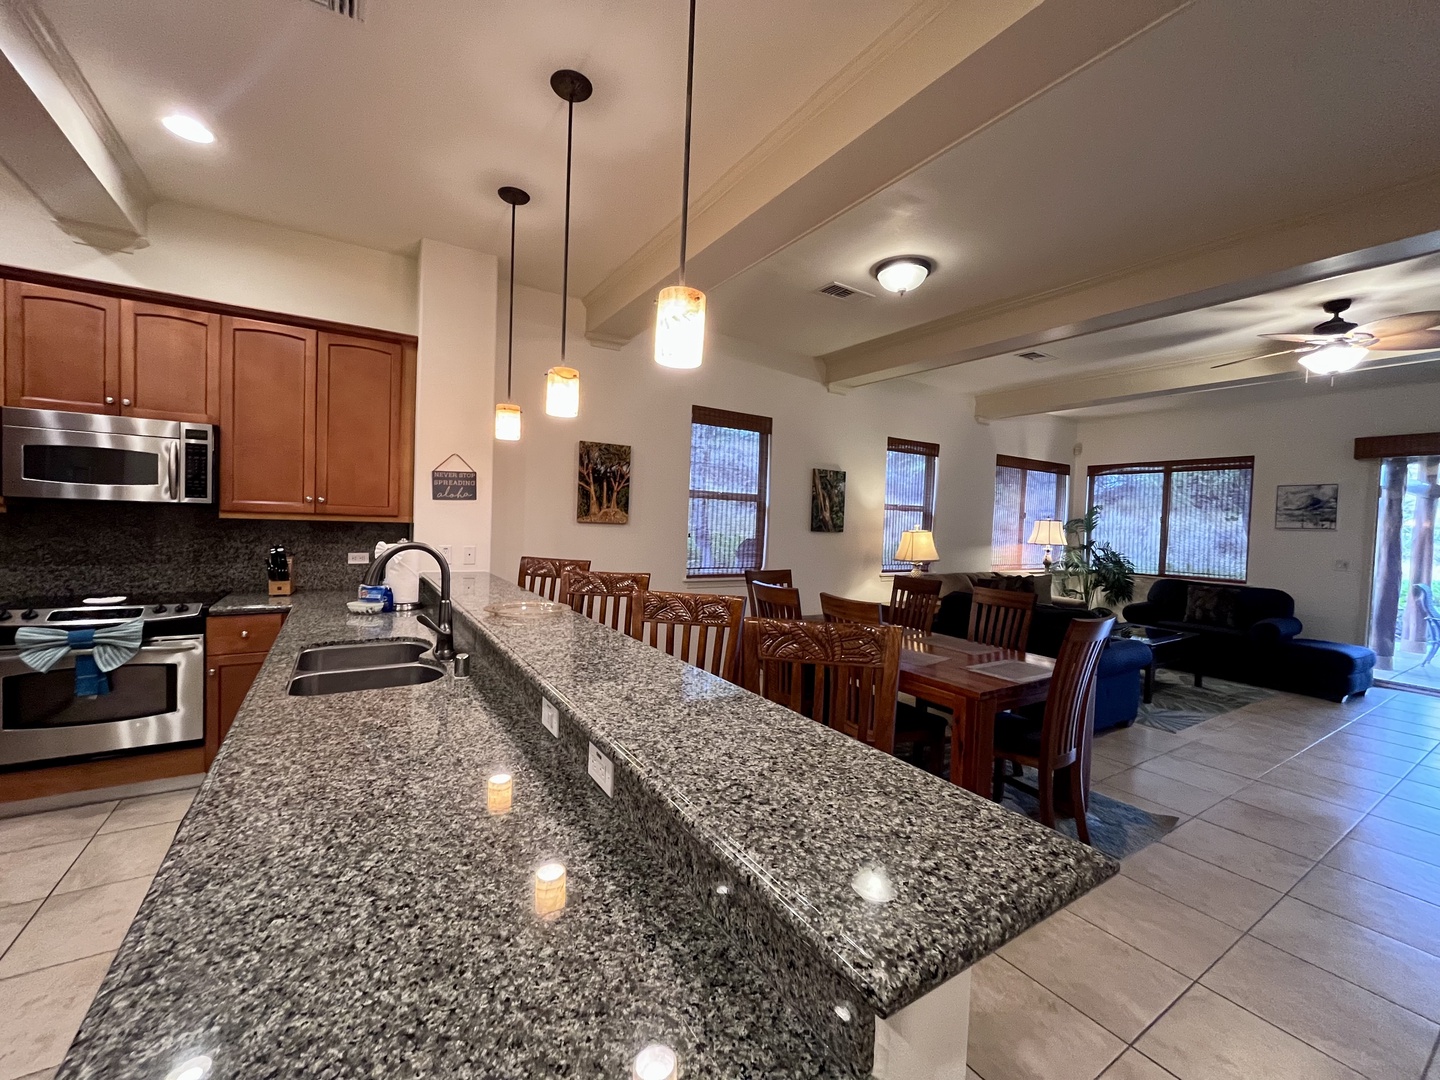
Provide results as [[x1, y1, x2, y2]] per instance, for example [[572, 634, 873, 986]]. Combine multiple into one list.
[[1135, 669, 1274, 734], [1001, 767, 1178, 860]]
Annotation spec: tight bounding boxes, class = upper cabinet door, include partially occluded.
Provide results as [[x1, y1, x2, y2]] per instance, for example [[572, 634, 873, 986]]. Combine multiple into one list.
[[315, 333, 405, 518], [4, 281, 120, 413], [219, 317, 317, 515], [121, 301, 220, 423]]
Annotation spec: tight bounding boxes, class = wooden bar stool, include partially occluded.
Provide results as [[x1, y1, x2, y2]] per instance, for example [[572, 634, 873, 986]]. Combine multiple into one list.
[[517, 557, 592, 601], [559, 569, 650, 631], [629, 590, 745, 682]]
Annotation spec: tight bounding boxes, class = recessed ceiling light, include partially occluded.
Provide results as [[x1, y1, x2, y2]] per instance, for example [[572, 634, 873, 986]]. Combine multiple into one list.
[[162, 114, 215, 144], [872, 256, 934, 296]]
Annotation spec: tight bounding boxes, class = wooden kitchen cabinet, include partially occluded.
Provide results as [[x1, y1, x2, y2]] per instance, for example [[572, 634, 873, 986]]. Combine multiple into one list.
[[4, 280, 121, 413], [219, 317, 317, 515], [316, 332, 408, 518], [121, 301, 220, 423], [205, 611, 286, 768]]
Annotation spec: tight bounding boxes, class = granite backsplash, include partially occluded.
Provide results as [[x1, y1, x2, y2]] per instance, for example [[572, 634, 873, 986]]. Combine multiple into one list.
[[0, 499, 411, 599]]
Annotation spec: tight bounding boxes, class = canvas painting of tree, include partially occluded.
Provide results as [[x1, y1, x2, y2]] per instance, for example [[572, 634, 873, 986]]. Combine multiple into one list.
[[812, 469, 845, 532], [577, 442, 631, 524]]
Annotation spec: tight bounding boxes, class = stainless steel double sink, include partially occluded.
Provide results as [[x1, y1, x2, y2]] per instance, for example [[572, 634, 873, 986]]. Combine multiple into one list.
[[288, 640, 445, 696]]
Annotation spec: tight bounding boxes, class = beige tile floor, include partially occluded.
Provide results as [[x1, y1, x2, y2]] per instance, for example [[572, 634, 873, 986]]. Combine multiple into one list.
[[6, 688, 1440, 1079], [973, 685, 1440, 1080], [0, 787, 196, 1080]]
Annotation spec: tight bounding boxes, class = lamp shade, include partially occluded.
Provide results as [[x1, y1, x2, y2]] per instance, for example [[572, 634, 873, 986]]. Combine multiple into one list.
[[494, 403, 522, 441], [1026, 519, 1068, 547], [895, 528, 939, 564], [655, 285, 706, 368], [545, 367, 580, 417], [1299, 342, 1366, 374]]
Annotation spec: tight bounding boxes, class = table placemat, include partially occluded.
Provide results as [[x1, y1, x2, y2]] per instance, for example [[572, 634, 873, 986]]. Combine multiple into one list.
[[968, 659, 1052, 683], [901, 651, 948, 669]]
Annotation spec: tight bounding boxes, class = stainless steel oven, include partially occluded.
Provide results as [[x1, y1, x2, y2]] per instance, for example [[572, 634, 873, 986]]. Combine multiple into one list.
[[2, 407, 214, 504], [0, 602, 206, 767]]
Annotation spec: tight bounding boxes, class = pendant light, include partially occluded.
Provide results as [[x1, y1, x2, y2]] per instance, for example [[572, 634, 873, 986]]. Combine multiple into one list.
[[495, 185, 529, 442], [546, 69, 591, 418], [654, 0, 705, 370]]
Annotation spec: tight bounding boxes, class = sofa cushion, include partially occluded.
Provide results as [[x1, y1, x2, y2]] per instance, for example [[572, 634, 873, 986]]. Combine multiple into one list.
[[935, 571, 1052, 603], [1185, 584, 1242, 629]]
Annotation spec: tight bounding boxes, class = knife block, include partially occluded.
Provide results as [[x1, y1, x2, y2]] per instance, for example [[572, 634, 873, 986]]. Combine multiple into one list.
[[268, 556, 295, 597]]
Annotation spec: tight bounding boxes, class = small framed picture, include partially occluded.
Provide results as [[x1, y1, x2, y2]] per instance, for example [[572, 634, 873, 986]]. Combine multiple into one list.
[[1275, 484, 1338, 530]]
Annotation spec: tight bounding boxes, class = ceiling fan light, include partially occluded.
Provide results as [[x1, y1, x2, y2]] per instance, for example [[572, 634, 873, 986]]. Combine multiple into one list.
[[873, 257, 932, 295], [1300, 342, 1367, 375], [655, 286, 706, 369]]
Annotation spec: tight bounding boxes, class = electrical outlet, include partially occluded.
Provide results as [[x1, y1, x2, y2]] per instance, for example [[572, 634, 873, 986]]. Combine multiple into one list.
[[540, 698, 559, 737], [347, 552, 370, 565], [459, 575, 477, 597], [463, 546, 477, 565], [438, 545, 452, 563], [587, 742, 614, 797]]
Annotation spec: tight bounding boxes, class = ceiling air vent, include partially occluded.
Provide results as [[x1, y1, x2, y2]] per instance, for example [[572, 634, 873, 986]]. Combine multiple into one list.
[[1017, 350, 1055, 362], [306, 0, 363, 19], [817, 281, 874, 301]]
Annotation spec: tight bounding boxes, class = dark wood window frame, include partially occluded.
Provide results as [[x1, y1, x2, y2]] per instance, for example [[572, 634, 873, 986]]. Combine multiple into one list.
[[991, 454, 1072, 570], [882, 437, 940, 573], [1087, 455, 1256, 583], [687, 405, 773, 579]]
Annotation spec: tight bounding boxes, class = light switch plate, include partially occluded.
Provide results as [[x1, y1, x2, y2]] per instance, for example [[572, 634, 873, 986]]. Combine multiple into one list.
[[587, 742, 614, 797], [347, 552, 370, 565], [540, 698, 559, 737]]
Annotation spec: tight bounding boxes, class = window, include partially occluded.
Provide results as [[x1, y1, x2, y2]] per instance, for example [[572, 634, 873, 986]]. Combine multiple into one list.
[[882, 437, 940, 573], [1088, 456, 1254, 582], [991, 455, 1071, 569], [687, 406, 771, 577]]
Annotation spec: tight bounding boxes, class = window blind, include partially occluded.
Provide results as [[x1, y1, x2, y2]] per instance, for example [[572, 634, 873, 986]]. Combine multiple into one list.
[[688, 406, 772, 577], [883, 437, 939, 573], [991, 455, 1070, 569], [1088, 456, 1254, 582]]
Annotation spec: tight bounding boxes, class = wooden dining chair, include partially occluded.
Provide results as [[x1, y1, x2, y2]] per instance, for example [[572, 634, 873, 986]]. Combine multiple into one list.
[[744, 569, 794, 616], [991, 615, 1115, 844], [819, 593, 884, 626], [742, 617, 901, 752], [558, 569, 651, 631], [888, 576, 942, 633], [968, 586, 1037, 650], [750, 580, 803, 620], [629, 590, 745, 682], [517, 557, 592, 601]]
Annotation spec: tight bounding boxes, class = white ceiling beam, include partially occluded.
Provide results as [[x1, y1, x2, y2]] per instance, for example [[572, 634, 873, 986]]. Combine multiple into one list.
[[581, 0, 1194, 348], [0, 0, 150, 248], [822, 170, 1440, 389], [973, 347, 1440, 420]]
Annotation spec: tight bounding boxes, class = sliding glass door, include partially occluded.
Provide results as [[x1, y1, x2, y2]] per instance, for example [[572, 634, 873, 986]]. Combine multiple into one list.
[[1368, 455, 1440, 690]]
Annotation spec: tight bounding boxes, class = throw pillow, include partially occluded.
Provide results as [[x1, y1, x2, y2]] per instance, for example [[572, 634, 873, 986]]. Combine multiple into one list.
[[977, 574, 1035, 593], [1185, 584, 1241, 628]]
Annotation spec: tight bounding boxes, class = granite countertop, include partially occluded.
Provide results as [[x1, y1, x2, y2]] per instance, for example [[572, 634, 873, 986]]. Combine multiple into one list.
[[208, 591, 297, 615], [451, 575, 1116, 1015], [59, 593, 850, 1079]]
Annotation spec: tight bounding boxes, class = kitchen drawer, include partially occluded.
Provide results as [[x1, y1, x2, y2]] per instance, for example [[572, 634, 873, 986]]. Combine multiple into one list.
[[207, 612, 285, 656]]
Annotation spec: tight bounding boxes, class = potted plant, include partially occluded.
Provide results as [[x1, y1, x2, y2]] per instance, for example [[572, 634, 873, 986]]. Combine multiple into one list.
[[1051, 505, 1137, 614]]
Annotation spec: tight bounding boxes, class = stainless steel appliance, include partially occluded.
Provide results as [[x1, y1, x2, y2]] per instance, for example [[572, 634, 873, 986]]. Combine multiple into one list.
[[2, 407, 214, 504], [0, 597, 209, 767]]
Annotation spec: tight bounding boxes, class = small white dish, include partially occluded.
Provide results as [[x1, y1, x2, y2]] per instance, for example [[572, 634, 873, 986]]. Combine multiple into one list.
[[346, 599, 385, 614]]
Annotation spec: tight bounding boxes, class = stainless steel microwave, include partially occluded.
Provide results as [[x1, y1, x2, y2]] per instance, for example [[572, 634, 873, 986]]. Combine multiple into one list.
[[2, 407, 214, 504]]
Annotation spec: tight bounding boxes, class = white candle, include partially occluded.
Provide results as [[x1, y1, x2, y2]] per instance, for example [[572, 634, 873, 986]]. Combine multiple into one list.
[[487, 773, 513, 816], [632, 1043, 679, 1080], [534, 861, 567, 917]]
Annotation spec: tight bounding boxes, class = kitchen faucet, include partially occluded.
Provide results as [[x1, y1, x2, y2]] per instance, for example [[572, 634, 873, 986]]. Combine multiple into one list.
[[363, 542, 455, 661]]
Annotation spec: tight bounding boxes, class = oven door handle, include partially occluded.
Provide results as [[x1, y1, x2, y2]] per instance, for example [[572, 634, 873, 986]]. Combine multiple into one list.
[[138, 638, 204, 654]]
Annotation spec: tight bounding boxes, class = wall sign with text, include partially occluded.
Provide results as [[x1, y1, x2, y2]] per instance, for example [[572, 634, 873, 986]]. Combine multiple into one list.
[[431, 454, 478, 501]]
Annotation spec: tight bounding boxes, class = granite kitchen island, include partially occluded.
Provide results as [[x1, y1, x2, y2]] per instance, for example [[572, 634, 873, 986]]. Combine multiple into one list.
[[58, 576, 1116, 1079]]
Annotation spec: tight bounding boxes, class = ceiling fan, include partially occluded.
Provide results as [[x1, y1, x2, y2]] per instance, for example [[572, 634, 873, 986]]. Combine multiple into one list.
[[1212, 298, 1440, 374]]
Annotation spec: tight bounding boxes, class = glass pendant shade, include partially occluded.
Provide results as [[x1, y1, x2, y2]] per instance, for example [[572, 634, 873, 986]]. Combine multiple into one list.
[[545, 366, 580, 417], [654, 285, 706, 369], [494, 403, 522, 441], [1299, 342, 1367, 375]]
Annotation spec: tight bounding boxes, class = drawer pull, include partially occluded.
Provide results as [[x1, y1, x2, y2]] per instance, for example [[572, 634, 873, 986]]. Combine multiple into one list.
[[240, 630, 249, 639]]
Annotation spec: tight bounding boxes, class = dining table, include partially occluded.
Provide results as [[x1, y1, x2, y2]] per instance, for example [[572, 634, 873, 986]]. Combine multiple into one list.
[[895, 629, 1082, 801]]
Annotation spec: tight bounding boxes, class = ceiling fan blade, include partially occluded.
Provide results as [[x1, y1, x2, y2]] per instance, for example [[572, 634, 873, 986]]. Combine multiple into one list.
[[1260, 333, 1324, 344], [1356, 311, 1440, 338], [1368, 329, 1440, 352], [1211, 347, 1299, 369]]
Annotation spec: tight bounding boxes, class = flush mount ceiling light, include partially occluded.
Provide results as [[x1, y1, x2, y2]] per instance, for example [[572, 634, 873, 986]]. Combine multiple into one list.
[[872, 256, 933, 296], [495, 185, 530, 441], [654, 0, 706, 370], [161, 114, 215, 144], [545, 69, 592, 418]]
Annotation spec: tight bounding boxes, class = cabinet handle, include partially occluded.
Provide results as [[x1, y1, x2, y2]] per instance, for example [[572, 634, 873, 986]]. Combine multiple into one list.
[[122, 397, 132, 406], [104, 396, 115, 404], [208, 668, 216, 677], [317, 496, 326, 504], [305, 495, 314, 503], [240, 630, 249, 639]]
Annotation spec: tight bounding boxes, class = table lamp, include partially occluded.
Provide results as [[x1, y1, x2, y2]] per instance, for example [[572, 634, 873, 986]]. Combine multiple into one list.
[[1027, 519, 1068, 570], [895, 529, 938, 575]]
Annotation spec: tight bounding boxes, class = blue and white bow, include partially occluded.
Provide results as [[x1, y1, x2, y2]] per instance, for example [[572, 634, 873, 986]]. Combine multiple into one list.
[[15, 618, 144, 697]]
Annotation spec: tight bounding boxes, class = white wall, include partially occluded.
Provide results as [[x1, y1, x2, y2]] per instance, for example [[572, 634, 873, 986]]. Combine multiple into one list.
[[1073, 380, 1440, 644], [491, 285, 1074, 601], [0, 168, 418, 334], [412, 240, 498, 571]]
